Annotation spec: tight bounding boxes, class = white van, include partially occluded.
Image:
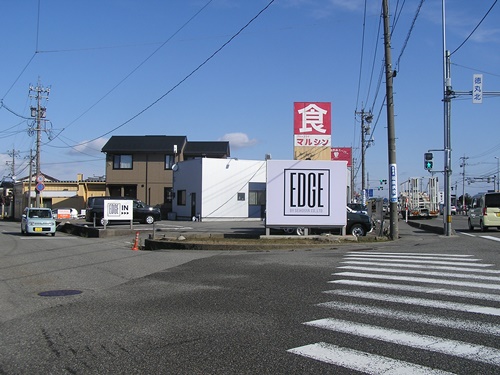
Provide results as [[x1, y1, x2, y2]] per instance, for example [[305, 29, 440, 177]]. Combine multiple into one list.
[[468, 192, 500, 231]]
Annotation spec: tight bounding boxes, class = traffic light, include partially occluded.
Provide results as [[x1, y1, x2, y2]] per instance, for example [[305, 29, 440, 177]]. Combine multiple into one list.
[[424, 152, 433, 170]]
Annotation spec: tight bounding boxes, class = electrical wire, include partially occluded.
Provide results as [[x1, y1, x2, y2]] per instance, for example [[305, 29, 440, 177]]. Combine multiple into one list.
[[50, 0, 215, 137], [450, 0, 498, 56], [53, 0, 276, 150]]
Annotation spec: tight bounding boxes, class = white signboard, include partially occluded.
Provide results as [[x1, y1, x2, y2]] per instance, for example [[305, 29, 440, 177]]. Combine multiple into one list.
[[389, 164, 398, 203], [266, 160, 347, 227], [104, 199, 133, 221], [473, 74, 483, 104]]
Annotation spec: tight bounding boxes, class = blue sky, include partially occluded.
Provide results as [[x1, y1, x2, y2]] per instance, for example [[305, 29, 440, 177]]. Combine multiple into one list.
[[1, 0, 499, 198]]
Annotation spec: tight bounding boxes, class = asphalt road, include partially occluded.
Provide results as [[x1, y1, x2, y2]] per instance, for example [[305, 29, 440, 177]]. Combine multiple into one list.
[[1, 218, 499, 374]]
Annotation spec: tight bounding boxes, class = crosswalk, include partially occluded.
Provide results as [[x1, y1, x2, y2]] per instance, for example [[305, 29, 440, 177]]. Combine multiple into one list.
[[288, 251, 500, 374]]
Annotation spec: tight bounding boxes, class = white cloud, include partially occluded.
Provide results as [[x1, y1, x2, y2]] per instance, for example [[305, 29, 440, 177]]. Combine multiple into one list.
[[69, 137, 108, 156], [219, 133, 257, 150]]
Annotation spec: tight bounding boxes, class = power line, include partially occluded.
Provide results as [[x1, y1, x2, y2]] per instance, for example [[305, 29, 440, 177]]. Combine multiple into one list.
[[450, 0, 498, 56], [53, 0, 276, 150]]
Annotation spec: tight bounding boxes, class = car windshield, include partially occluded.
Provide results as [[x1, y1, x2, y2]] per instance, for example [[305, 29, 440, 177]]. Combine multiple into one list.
[[28, 209, 52, 218]]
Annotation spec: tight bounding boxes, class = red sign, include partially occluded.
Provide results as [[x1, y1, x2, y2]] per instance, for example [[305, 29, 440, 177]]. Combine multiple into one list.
[[331, 147, 352, 167], [294, 102, 331, 136]]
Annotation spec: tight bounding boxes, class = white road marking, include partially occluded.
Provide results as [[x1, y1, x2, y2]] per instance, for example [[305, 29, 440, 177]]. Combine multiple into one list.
[[305, 318, 500, 366], [326, 289, 500, 316], [459, 232, 476, 237], [329, 279, 500, 302], [481, 235, 500, 242], [338, 265, 500, 282], [288, 342, 455, 375], [341, 257, 492, 267], [317, 300, 500, 336], [344, 254, 482, 261], [340, 260, 500, 274], [333, 271, 500, 290], [347, 252, 473, 257]]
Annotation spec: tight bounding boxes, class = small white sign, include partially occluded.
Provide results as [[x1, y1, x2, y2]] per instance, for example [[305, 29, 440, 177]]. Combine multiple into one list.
[[473, 74, 483, 104], [104, 200, 133, 221], [389, 164, 398, 203]]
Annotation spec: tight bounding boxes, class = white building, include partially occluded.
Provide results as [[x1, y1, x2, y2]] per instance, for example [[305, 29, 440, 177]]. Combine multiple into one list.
[[172, 158, 266, 221]]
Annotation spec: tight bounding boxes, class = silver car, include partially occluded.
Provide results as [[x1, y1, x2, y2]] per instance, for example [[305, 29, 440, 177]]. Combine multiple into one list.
[[21, 207, 57, 236]]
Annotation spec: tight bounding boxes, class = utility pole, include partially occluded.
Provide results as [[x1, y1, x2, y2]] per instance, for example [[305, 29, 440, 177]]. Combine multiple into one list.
[[382, 0, 399, 240], [24, 150, 35, 208], [6, 148, 20, 178], [29, 80, 50, 208], [495, 156, 499, 192], [355, 109, 373, 206], [459, 155, 468, 213]]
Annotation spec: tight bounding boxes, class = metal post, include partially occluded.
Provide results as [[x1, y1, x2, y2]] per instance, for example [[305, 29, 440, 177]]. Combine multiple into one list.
[[442, 0, 452, 236]]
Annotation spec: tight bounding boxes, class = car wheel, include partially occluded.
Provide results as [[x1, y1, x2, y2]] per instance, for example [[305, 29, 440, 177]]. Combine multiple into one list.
[[51, 232, 56, 237], [144, 215, 155, 224], [468, 219, 474, 231], [350, 224, 366, 237], [282, 228, 295, 234], [296, 227, 305, 236]]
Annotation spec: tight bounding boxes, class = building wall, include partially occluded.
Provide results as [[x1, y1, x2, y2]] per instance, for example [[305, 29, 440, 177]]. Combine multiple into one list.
[[105, 153, 175, 206], [171, 159, 202, 220], [172, 159, 266, 221], [13, 180, 106, 220]]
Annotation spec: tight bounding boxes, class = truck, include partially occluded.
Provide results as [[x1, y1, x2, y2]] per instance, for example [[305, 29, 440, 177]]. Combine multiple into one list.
[[399, 177, 440, 219]]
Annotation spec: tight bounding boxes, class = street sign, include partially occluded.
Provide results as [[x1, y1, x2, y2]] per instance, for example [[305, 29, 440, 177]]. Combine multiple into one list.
[[36, 175, 44, 183], [36, 182, 45, 192]]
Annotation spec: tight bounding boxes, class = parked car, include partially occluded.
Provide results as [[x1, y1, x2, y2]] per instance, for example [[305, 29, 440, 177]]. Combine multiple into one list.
[[21, 207, 57, 236], [85, 196, 161, 225], [275, 207, 373, 236], [347, 203, 368, 214]]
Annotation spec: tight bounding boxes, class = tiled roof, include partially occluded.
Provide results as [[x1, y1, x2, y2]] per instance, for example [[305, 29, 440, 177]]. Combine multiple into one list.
[[101, 135, 187, 153]]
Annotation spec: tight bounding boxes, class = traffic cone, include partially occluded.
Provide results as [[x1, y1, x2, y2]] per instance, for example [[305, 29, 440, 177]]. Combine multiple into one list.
[[132, 232, 140, 251]]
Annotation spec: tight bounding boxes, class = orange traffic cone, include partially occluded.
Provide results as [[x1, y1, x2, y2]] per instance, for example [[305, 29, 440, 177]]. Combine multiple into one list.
[[132, 232, 140, 251]]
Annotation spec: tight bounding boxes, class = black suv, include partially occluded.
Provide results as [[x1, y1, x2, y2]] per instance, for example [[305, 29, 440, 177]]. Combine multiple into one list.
[[85, 196, 161, 225]]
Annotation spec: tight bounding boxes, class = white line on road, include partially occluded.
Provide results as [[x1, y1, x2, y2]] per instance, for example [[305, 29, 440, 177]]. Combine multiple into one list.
[[329, 279, 500, 302], [337, 265, 500, 282], [333, 272, 500, 290], [458, 232, 476, 237], [341, 257, 492, 267], [344, 254, 482, 261], [326, 289, 500, 316], [288, 342, 455, 375], [317, 300, 500, 336], [347, 252, 474, 257], [341, 260, 500, 274], [481, 236, 500, 242], [305, 318, 500, 366]]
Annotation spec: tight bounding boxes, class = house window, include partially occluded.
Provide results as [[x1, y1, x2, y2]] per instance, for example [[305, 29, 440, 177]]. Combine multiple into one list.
[[237, 192, 245, 201], [165, 154, 175, 169], [113, 154, 132, 169], [177, 190, 186, 206]]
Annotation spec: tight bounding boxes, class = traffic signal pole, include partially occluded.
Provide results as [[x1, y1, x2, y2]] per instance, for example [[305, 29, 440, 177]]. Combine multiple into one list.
[[442, 2, 452, 236]]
